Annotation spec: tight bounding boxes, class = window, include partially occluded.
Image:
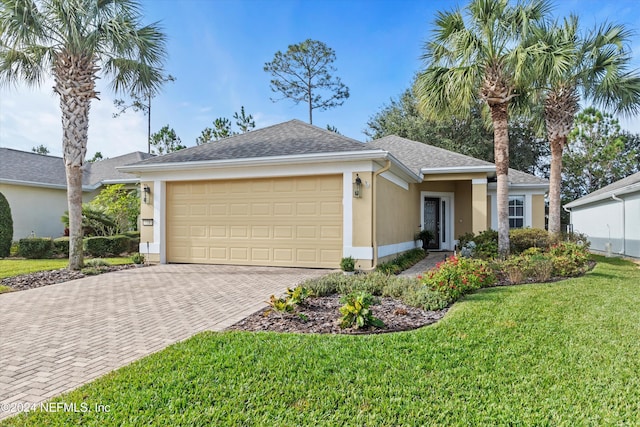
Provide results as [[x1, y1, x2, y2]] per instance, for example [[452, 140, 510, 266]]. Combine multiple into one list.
[[508, 196, 524, 228]]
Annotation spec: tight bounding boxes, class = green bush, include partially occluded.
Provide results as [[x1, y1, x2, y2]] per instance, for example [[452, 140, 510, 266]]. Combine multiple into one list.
[[457, 229, 499, 259], [562, 231, 591, 249], [337, 272, 388, 296], [340, 256, 355, 272], [85, 258, 110, 267], [401, 286, 451, 311], [381, 276, 421, 298], [0, 191, 12, 257], [266, 286, 312, 318], [509, 228, 550, 254], [501, 250, 554, 284], [549, 242, 591, 277], [18, 237, 54, 259], [420, 256, 496, 301], [53, 237, 70, 256], [84, 235, 132, 257], [131, 253, 145, 264], [339, 292, 384, 329], [62, 204, 118, 237], [376, 248, 426, 275], [302, 273, 353, 296]]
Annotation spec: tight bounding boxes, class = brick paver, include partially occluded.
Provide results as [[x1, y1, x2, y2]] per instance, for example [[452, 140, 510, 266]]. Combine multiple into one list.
[[399, 251, 453, 277], [0, 264, 328, 420]]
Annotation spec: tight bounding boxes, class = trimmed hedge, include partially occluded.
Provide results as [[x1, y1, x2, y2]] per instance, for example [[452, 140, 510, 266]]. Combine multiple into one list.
[[53, 237, 70, 257], [18, 237, 54, 259], [509, 228, 550, 254], [0, 191, 12, 257], [84, 235, 132, 257]]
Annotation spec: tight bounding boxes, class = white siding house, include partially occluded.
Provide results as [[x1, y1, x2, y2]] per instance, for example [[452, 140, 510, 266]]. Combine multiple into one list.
[[565, 171, 640, 258]]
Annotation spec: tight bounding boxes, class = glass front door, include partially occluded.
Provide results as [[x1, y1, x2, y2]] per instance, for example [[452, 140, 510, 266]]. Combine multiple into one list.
[[423, 197, 440, 250]]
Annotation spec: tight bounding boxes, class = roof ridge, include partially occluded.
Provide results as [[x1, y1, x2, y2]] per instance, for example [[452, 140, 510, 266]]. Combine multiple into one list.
[[0, 147, 63, 160], [287, 119, 366, 145]]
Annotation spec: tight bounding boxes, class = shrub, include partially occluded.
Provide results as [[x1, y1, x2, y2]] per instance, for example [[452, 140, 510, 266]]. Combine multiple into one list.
[[420, 256, 496, 300], [528, 254, 554, 282], [62, 204, 118, 237], [509, 228, 550, 254], [340, 256, 355, 272], [18, 237, 54, 259], [458, 230, 498, 259], [301, 273, 343, 296], [381, 276, 421, 298], [0, 191, 12, 257], [401, 286, 451, 311], [549, 242, 590, 277], [337, 272, 387, 296], [85, 258, 110, 267], [131, 253, 145, 264], [562, 231, 591, 249], [266, 286, 313, 318], [339, 292, 384, 329], [376, 248, 426, 275], [84, 235, 132, 257], [53, 237, 70, 256]]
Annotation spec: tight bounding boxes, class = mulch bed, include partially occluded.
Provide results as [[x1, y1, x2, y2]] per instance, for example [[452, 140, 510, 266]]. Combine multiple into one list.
[[1, 264, 142, 292], [227, 295, 448, 335]]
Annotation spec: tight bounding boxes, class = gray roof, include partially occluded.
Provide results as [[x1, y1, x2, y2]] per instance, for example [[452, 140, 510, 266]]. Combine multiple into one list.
[[565, 171, 640, 208], [368, 135, 548, 186], [133, 119, 373, 166], [368, 135, 495, 175], [0, 148, 152, 189]]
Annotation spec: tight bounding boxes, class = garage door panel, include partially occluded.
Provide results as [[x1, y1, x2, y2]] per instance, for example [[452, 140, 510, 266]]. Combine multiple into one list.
[[167, 175, 342, 267]]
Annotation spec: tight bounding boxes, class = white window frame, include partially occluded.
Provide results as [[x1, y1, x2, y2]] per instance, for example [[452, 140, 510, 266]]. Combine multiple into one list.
[[508, 195, 525, 229]]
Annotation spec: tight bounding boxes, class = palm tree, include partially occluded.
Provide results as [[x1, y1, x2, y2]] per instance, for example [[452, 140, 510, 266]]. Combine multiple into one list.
[[415, 0, 551, 258], [527, 16, 640, 236], [0, 0, 167, 269]]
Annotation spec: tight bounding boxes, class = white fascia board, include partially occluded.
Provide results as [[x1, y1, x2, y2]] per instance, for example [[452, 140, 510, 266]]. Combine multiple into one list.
[[565, 182, 640, 209], [117, 150, 389, 174], [421, 165, 496, 174], [487, 182, 549, 192], [383, 153, 423, 183], [127, 160, 377, 182]]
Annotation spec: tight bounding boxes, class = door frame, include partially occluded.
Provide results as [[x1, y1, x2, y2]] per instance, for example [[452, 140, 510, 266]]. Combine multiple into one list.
[[420, 191, 455, 251]]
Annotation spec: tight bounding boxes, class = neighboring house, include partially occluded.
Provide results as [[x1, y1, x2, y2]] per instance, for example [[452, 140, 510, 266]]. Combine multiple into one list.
[[120, 120, 548, 269], [0, 148, 153, 239], [565, 171, 640, 258]]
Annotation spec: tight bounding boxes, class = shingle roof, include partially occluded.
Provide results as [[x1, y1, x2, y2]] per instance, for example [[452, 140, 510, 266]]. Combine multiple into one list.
[[0, 148, 67, 187], [84, 152, 153, 186], [565, 171, 640, 208], [367, 135, 495, 175], [368, 135, 548, 186], [0, 148, 152, 189], [133, 119, 373, 166]]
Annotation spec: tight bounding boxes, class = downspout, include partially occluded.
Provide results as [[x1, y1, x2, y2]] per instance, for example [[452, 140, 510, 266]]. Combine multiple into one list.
[[371, 160, 391, 269], [611, 194, 625, 255]]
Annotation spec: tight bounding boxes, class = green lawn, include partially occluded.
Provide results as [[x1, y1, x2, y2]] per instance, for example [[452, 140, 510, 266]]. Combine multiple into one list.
[[0, 258, 132, 279], [4, 256, 640, 426]]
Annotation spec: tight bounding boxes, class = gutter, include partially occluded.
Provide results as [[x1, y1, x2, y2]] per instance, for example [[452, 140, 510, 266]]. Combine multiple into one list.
[[611, 194, 625, 255], [565, 181, 640, 208], [422, 165, 496, 174], [371, 160, 392, 269]]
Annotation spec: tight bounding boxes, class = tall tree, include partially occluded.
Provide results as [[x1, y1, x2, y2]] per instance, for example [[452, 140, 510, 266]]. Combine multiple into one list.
[[563, 107, 639, 202], [528, 16, 640, 235], [0, 0, 167, 269], [365, 87, 548, 176], [264, 39, 349, 124], [196, 107, 255, 144], [415, 0, 551, 257], [150, 125, 185, 155], [113, 74, 176, 153], [31, 144, 50, 155]]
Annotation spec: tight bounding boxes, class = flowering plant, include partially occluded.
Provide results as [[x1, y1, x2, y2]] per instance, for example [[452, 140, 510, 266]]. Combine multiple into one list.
[[420, 256, 495, 300]]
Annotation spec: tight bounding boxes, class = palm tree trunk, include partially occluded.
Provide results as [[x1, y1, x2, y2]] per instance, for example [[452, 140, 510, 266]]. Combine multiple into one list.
[[548, 136, 564, 236], [54, 51, 99, 270], [490, 102, 510, 258]]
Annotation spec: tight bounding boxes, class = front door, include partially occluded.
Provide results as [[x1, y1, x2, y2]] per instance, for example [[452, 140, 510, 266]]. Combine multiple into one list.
[[423, 197, 440, 250]]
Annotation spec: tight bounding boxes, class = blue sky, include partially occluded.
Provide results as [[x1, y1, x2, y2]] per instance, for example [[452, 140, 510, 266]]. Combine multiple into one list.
[[1, 0, 639, 158]]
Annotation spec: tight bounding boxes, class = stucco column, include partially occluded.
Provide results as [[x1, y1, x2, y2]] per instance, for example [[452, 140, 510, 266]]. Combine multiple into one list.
[[472, 179, 488, 234]]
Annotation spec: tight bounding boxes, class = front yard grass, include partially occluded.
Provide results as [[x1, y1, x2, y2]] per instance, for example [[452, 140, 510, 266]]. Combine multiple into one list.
[[0, 258, 132, 279], [4, 256, 640, 426]]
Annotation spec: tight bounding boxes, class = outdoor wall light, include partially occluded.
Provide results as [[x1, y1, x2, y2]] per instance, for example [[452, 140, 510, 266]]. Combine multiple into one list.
[[353, 174, 362, 198], [143, 185, 151, 204], [142, 218, 154, 226]]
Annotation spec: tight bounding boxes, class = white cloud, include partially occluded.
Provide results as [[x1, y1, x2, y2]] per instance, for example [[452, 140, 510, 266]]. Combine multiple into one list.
[[0, 78, 148, 158]]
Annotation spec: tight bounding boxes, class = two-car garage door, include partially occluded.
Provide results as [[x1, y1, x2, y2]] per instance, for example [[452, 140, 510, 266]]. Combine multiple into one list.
[[166, 175, 343, 268]]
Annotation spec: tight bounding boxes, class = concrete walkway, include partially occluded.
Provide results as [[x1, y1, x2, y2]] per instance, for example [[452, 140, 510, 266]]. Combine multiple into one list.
[[399, 251, 453, 277], [0, 264, 327, 420]]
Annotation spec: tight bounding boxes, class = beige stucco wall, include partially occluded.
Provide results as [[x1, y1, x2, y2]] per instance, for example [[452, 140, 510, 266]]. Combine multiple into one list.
[[531, 194, 546, 230], [139, 182, 155, 250], [352, 172, 373, 249], [376, 175, 420, 247]]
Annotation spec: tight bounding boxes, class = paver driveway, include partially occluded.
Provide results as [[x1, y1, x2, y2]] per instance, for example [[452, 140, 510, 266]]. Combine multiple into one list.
[[0, 264, 328, 420]]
